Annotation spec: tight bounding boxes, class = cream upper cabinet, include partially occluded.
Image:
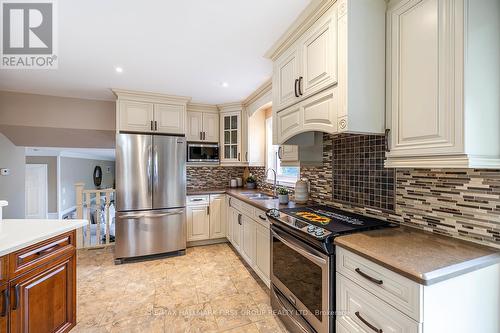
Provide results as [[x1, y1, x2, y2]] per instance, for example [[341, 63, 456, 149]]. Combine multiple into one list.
[[154, 103, 185, 134], [385, 0, 500, 168], [279, 145, 299, 163], [203, 113, 219, 142], [273, 48, 301, 112], [114, 90, 190, 135], [118, 100, 154, 132], [269, 0, 386, 145], [300, 6, 338, 99], [186, 104, 219, 142], [186, 111, 203, 141], [272, 5, 338, 113], [218, 103, 243, 164]]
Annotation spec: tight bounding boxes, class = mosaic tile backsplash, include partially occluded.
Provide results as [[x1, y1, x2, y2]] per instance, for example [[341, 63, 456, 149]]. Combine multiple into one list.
[[188, 134, 500, 248], [187, 166, 245, 190]]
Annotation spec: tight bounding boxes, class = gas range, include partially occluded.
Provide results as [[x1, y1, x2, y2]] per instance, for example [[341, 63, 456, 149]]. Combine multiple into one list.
[[267, 205, 391, 255]]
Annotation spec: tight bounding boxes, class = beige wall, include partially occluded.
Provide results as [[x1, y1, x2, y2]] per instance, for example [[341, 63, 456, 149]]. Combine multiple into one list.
[[26, 156, 58, 213], [0, 90, 116, 148], [0, 133, 25, 218], [60, 157, 115, 211]]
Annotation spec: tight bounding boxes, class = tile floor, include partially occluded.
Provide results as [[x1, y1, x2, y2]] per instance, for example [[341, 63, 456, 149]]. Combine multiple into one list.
[[71, 243, 289, 333]]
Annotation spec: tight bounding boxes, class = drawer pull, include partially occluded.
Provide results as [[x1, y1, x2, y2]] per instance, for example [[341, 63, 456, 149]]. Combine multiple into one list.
[[355, 268, 383, 285], [355, 311, 383, 333], [12, 284, 20, 311], [191, 198, 204, 202], [0, 288, 8, 317], [258, 215, 266, 221]]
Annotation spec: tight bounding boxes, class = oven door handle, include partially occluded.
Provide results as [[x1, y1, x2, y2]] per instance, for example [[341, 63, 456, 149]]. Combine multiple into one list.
[[272, 230, 327, 266]]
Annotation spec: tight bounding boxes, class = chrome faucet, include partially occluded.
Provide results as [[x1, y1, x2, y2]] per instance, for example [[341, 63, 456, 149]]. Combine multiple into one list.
[[266, 168, 277, 197]]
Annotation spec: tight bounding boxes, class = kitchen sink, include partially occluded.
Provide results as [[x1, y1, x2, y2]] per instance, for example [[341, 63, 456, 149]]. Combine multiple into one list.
[[239, 192, 276, 200], [247, 194, 276, 200]]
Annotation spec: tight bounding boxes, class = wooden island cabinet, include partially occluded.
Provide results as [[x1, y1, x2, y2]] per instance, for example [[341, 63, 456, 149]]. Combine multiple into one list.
[[0, 231, 77, 333]]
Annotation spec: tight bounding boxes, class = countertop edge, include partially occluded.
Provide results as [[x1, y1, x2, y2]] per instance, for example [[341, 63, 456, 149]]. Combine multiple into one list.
[[335, 242, 500, 286], [0, 219, 87, 257]]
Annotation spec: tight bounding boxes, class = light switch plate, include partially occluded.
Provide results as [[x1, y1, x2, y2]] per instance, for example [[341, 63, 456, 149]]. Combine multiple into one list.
[[0, 168, 11, 176]]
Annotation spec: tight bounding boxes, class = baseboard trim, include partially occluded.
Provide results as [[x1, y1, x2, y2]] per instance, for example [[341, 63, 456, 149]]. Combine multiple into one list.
[[187, 238, 228, 247]]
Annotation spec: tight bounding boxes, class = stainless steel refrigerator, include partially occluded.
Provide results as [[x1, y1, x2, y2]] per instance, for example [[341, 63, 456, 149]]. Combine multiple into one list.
[[114, 133, 186, 263]]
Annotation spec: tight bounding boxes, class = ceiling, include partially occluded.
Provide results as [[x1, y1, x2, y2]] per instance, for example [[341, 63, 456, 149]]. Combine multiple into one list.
[[0, 0, 310, 104]]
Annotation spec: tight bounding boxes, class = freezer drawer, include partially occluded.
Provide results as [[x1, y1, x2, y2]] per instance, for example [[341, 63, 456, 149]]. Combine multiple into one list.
[[114, 208, 186, 259]]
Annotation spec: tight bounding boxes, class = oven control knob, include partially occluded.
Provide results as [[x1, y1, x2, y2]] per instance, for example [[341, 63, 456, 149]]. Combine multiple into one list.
[[314, 229, 325, 237], [307, 226, 316, 233]]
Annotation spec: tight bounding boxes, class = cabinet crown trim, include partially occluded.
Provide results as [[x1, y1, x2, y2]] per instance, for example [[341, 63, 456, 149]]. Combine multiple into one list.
[[264, 0, 335, 60], [112, 89, 191, 104], [187, 103, 219, 113], [217, 102, 244, 112]]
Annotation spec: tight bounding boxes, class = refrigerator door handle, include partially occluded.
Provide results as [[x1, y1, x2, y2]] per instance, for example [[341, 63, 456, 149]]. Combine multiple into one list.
[[153, 145, 159, 186], [147, 145, 153, 195], [120, 209, 185, 219]]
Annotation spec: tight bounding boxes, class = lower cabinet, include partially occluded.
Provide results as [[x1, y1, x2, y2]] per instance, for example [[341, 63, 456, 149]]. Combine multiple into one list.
[[209, 195, 225, 239], [0, 284, 7, 333], [254, 222, 271, 286], [227, 197, 270, 287], [186, 205, 210, 241], [186, 194, 226, 242], [231, 209, 242, 251], [1, 231, 76, 333], [241, 216, 256, 266], [9, 256, 76, 333]]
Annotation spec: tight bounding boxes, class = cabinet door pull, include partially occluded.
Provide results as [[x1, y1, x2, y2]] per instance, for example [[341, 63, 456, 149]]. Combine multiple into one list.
[[258, 215, 266, 221], [384, 129, 390, 152], [154, 121, 158, 131], [245, 152, 248, 161], [206, 206, 210, 215], [355, 268, 383, 285], [238, 153, 240, 161], [355, 311, 383, 333], [298, 76, 303, 95], [238, 214, 242, 225], [228, 197, 232, 207], [0, 288, 8, 317], [203, 132, 206, 140], [12, 284, 20, 311], [294, 79, 299, 98], [278, 146, 283, 160], [150, 120, 154, 131]]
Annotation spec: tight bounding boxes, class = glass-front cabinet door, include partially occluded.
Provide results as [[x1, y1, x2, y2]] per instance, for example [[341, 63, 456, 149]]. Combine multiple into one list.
[[220, 111, 241, 162]]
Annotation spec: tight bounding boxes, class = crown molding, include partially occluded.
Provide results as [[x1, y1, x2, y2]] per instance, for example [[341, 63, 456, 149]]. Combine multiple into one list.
[[243, 79, 272, 107], [264, 0, 335, 60], [216, 102, 244, 112], [187, 102, 219, 113], [111, 88, 192, 104]]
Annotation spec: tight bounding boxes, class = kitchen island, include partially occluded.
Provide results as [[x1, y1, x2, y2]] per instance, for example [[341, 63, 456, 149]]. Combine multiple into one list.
[[0, 219, 86, 333]]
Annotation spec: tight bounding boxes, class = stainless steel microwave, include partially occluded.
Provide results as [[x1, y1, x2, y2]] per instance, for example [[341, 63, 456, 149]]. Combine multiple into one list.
[[187, 143, 219, 163]]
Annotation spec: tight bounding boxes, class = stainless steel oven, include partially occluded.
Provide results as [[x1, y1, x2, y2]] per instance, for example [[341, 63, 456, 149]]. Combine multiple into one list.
[[187, 143, 219, 163], [271, 226, 333, 333]]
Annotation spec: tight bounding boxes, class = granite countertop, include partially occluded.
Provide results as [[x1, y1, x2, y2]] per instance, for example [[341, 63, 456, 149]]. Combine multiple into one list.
[[187, 188, 307, 211], [0, 219, 87, 256], [335, 226, 500, 285]]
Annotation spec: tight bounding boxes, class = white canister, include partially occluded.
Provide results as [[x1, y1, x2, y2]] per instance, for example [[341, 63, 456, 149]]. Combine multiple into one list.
[[236, 177, 243, 187], [230, 179, 238, 188], [294, 179, 309, 203]]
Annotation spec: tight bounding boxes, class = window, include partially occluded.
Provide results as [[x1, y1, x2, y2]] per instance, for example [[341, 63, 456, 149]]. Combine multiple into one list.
[[265, 117, 300, 185]]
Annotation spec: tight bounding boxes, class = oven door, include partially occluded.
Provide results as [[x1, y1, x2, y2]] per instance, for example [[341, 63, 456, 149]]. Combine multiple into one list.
[[271, 226, 330, 333], [187, 144, 219, 162]]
